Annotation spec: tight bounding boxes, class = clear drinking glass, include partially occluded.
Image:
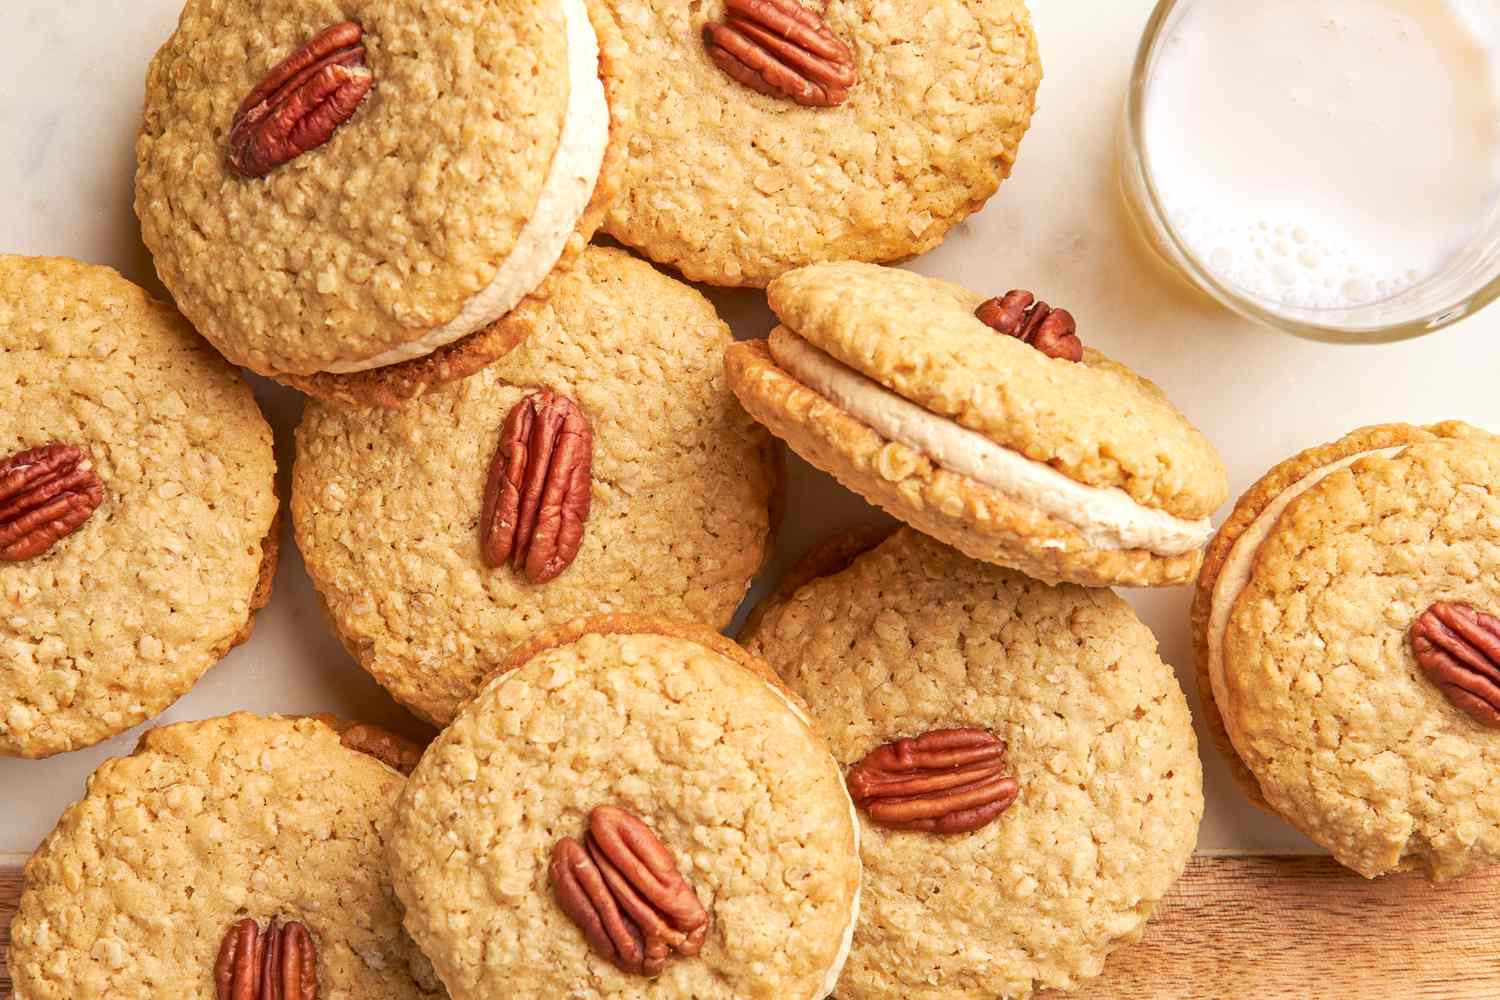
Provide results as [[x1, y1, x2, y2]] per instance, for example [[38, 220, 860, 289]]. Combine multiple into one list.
[[1119, 0, 1500, 343]]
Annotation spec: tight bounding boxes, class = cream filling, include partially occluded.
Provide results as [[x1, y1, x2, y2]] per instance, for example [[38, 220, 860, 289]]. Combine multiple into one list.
[[767, 330, 1214, 556], [821, 795, 861, 1000], [1205, 447, 1405, 756], [322, 0, 609, 374]]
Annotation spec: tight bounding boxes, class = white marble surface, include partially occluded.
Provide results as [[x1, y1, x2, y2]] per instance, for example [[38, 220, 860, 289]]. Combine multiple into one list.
[[1, 0, 1496, 860]]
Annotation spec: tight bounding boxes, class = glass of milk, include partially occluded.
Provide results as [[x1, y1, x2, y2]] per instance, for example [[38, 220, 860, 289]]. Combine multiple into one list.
[[1120, 0, 1500, 342]]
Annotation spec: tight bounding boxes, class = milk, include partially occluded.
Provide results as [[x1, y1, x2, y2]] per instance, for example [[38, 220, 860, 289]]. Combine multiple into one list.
[[1141, 0, 1500, 311]]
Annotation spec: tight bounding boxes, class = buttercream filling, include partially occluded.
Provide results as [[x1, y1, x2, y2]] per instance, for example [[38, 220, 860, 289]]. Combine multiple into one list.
[[767, 329, 1214, 556], [1205, 447, 1405, 757], [322, 0, 609, 374]]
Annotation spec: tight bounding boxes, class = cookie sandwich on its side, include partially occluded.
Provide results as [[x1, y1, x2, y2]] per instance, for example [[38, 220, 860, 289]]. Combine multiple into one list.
[[1194, 422, 1500, 881], [726, 261, 1227, 587]]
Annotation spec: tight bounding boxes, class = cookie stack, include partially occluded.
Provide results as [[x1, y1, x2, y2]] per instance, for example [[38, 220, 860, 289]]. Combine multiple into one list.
[[6, 0, 1500, 998]]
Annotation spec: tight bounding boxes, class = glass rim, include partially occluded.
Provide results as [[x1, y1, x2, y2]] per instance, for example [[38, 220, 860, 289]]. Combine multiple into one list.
[[1122, 0, 1500, 344]]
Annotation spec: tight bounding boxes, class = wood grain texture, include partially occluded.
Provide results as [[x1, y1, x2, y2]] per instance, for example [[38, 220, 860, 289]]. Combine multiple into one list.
[[2, 857, 1498, 999], [2, 865, 17, 1000], [1054, 855, 1500, 1000]]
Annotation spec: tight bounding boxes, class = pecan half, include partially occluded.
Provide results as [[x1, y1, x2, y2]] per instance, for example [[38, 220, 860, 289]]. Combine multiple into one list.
[[846, 728, 1019, 834], [976, 290, 1084, 362], [550, 805, 709, 976], [228, 21, 375, 178], [214, 917, 318, 1000], [480, 390, 593, 584], [703, 0, 857, 108], [0, 444, 104, 562], [1411, 602, 1500, 729]]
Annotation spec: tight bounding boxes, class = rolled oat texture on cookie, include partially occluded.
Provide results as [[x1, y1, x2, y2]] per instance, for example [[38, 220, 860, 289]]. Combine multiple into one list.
[[386, 616, 862, 1000], [293, 247, 779, 725], [0, 255, 279, 759], [9, 713, 444, 998], [600, 0, 1043, 286], [742, 527, 1203, 1000]]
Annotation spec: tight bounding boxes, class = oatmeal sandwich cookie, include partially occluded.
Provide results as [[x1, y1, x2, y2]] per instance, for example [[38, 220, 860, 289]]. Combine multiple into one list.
[[0, 256, 278, 759], [9, 713, 441, 999], [1193, 422, 1500, 880], [742, 527, 1203, 1000], [386, 616, 862, 999], [600, 0, 1041, 286], [293, 246, 779, 725], [725, 262, 1227, 587], [136, 0, 626, 405]]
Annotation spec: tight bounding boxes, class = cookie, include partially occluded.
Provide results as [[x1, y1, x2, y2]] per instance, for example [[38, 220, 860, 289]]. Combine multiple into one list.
[[136, 0, 627, 405], [292, 246, 779, 724], [724, 262, 1228, 587], [741, 527, 1203, 1000], [9, 713, 442, 999], [0, 256, 279, 759], [1192, 422, 1500, 880], [599, 0, 1041, 287], [386, 616, 862, 999]]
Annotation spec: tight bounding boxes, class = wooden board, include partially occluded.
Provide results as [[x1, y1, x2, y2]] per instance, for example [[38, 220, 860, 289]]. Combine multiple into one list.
[[1056, 855, 1500, 1000], [1, 867, 16, 1000], [3, 856, 1497, 998]]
